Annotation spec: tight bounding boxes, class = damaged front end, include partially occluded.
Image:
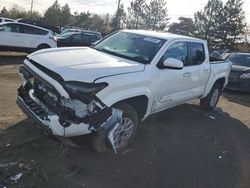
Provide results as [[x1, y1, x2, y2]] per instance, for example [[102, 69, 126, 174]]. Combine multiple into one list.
[[17, 63, 122, 152]]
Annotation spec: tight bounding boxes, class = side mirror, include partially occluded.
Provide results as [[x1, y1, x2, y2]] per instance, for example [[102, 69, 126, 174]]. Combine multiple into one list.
[[163, 58, 184, 69]]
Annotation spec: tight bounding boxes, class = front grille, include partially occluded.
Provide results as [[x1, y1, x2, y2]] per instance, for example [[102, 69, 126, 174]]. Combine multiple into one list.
[[18, 86, 48, 120], [23, 65, 62, 114]]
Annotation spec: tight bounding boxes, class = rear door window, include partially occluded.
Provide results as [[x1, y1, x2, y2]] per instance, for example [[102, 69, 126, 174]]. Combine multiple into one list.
[[71, 34, 81, 42], [82, 33, 93, 44], [20, 25, 48, 35], [189, 42, 205, 65]]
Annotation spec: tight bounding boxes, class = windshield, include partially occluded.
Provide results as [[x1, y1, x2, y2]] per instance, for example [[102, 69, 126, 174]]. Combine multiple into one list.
[[94, 31, 166, 64], [227, 54, 250, 67]]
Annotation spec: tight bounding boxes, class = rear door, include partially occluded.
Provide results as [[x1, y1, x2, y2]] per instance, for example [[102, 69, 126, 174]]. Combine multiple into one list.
[[68, 34, 82, 46], [81, 33, 99, 46], [19, 25, 47, 48], [186, 42, 210, 95], [152, 41, 210, 113]]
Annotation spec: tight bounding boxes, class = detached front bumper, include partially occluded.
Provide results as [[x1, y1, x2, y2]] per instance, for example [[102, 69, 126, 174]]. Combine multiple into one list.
[[17, 96, 52, 136], [17, 86, 92, 137]]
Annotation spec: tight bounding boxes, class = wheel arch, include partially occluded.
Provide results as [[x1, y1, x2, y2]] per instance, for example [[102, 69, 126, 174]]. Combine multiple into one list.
[[112, 95, 149, 121], [202, 75, 227, 98], [37, 43, 51, 49], [215, 77, 225, 89]]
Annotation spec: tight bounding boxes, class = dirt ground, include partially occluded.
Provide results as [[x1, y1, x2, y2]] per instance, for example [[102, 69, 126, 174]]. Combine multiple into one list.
[[0, 54, 249, 188]]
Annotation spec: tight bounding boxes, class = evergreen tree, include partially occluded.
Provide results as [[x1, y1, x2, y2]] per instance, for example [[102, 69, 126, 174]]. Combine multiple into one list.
[[221, 0, 246, 49], [111, 3, 126, 30], [73, 11, 91, 28], [127, 0, 146, 29], [194, 0, 224, 48], [0, 7, 9, 17], [128, 0, 169, 30], [44, 0, 61, 26], [145, 0, 169, 30], [60, 4, 72, 26], [168, 17, 196, 36]]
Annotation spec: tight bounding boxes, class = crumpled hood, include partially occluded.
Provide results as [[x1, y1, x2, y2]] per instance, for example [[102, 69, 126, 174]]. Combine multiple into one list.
[[27, 47, 145, 83]]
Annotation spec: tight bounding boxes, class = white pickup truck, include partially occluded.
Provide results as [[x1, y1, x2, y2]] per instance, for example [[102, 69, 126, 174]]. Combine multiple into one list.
[[17, 30, 231, 152]]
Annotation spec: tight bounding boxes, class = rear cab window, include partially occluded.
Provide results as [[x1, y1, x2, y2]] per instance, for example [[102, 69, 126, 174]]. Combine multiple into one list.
[[189, 42, 205, 65]]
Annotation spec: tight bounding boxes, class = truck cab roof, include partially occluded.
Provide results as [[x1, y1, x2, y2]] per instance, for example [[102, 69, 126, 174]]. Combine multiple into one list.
[[122, 29, 206, 43]]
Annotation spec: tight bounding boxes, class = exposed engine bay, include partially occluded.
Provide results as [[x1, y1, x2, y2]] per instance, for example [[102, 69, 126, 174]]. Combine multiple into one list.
[[17, 64, 123, 153]]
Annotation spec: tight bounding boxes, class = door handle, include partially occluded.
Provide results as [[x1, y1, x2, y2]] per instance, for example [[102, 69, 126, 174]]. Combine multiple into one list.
[[203, 69, 210, 73], [183, 72, 192, 77]]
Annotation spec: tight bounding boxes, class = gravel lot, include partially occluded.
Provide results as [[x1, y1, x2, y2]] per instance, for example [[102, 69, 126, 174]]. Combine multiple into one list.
[[0, 54, 249, 188]]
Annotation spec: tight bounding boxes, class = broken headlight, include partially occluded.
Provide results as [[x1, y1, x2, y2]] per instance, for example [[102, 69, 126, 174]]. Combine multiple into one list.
[[64, 81, 108, 103]]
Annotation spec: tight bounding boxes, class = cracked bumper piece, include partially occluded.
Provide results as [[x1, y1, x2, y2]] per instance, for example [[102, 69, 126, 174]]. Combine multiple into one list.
[[17, 89, 91, 137]]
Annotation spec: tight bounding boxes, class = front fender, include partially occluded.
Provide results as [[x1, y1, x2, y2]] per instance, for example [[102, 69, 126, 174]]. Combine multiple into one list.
[[95, 71, 154, 118], [96, 86, 152, 107]]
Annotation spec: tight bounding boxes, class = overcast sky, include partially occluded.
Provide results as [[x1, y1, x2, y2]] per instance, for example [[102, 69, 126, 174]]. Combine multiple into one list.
[[1, 0, 250, 24]]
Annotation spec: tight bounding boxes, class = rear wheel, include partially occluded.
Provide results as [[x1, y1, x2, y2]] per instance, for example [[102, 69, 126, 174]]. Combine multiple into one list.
[[200, 83, 222, 111]]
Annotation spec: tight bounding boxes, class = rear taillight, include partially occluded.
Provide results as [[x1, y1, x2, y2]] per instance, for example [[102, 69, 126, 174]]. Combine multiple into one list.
[[49, 36, 57, 42], [53, 36, 57, 42]]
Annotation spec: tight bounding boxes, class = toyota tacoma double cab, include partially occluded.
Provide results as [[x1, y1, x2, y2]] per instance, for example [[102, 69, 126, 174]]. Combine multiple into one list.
[[17, 30, 231, 152]]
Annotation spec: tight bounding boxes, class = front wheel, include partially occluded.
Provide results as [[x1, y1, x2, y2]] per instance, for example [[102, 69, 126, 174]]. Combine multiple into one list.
[[111, 103, 138, 151], [200, 83, 222, 111], [91, 103, 138, 153]]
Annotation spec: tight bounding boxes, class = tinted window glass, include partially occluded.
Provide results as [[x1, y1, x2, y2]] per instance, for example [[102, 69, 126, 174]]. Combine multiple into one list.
[[20, 25, 36, 34], [228, 54, 250, 67], [0, 19, 2, 22], [71, 34, 81, 42], [0, 23, 20, 32], [82, 34, 92, 43], [190, 42, 205, 65], [163, 42, 188, 65], [37, 29, 48, 35], [20, 25, 48, 35], [82, 33, 99, 43]]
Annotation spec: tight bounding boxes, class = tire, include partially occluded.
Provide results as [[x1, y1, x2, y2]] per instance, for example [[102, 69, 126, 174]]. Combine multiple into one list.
[[91, 103, 138, 153], [36, 44, 50, 51], [200, 83, 222, 111]]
